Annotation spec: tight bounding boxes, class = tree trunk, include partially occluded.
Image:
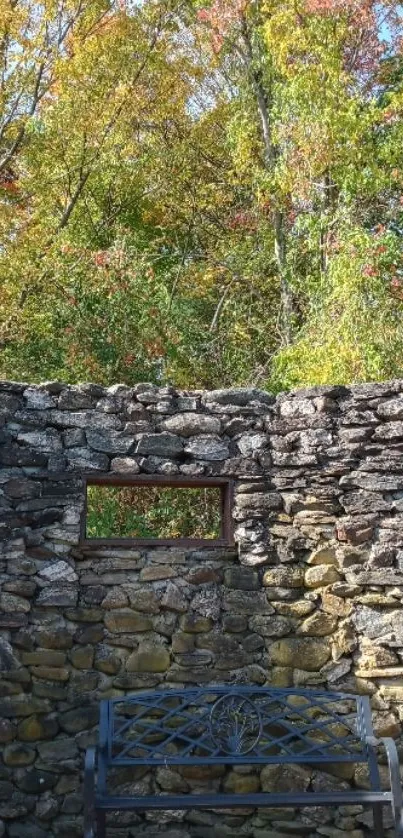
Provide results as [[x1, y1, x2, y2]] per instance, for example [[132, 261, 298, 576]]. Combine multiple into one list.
[[274, 208, 292, 344], [241, 18, 293, 345]]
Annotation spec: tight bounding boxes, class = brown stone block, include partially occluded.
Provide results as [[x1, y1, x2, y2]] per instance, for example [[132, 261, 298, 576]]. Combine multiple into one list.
[[180, 615, 213, 633], [260, 764, 311, 793], [270, 638, 331, 670], [3, 743, 35, 766], [304, 565, 341, 588], [126, 644, 170, 673], [22, 651, 66, 666], [31, 666, 70, 681], [18, 714, 59, 740], [70, 645, 94, 669], [223, 772, 261, 794], [297, 611, 338, 637], [104, 609, 152, 633]]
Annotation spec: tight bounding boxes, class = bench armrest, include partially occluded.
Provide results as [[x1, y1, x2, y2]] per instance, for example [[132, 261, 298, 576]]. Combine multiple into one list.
[[84, 747, 97, 838], [365, 735, 403, 837]]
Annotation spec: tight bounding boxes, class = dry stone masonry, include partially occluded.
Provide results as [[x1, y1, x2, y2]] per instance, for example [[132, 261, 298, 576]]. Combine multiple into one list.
[[1, 379, 403, 837]]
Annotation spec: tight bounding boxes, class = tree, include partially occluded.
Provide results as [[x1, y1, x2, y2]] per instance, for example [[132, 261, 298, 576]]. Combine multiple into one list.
[[197, 0, 403, 386], [1, 0, 403, 389]]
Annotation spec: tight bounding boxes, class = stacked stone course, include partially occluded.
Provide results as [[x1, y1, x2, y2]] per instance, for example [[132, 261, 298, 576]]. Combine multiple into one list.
[[1, 379, 403, 836]]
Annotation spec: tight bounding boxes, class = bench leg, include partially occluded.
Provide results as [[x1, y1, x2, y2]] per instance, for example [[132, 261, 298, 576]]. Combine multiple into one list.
[[372, 802, 384, 838], [84, 747, 97, 838], [96, 810, 106, 838], [370, 736, 403, 838]]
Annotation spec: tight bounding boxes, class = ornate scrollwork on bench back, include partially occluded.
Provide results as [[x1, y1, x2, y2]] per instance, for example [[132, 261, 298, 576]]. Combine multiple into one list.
[[106, 686, 368, 766]]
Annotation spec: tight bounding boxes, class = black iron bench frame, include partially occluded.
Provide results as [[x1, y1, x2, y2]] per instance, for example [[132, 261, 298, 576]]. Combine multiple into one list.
[[83, 685, 403, 837]]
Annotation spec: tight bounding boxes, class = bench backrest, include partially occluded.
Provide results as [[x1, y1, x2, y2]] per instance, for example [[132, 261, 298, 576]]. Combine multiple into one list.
[[99, 686, 373, 768]]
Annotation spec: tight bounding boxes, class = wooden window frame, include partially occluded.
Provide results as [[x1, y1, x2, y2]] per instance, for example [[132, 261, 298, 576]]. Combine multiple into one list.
[[80, 474, 234, 548]]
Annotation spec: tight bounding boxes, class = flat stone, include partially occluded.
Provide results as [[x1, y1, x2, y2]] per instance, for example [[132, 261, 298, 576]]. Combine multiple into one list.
[[223, 591, 274, 615], [86, 430, 135, 454], [261, 763, 311, 792], [58, 387, 95, 410], [346, 569, 403, 586], [63, 428, 86, 447], [94, 645, 122, 675], [60, 706, 99, 733], [237, 433, 269, 456], [270, 638, 331, 670], [307, 545, 338, 566], [161, 413, 221, 436], [321, 658, 352, 683], [104, 609, 153, 633], [0, 593, 30, 613], [223, 772, 260, 794], [39, 560, 77, 582], [3, 743, 35, 766], [50, 409, 121, 429], [4, 479, 40, 499], [36, 587, 78, 607], [161, 583, 188, 613], [0, 638, 20, 672], [0, 444, 47, 467], [70, 646, 94, 669], [337, 519, 375, 544], [222, 615, 248, 632], [17, 429, 62, 453], [304, 565, 341, 588], [101, 588, 129, 609], [135, 433, 183, 458], [203, 388, 273, 406], [321, 592, 352, 617], [65, 448, 109, 470], [139, 566, 177, 581], [126, 644, 170, 673], [372, 712, 401, 738], [18, 715, 59, 740], [268, 666, 293, 687], [184, 436, 229, 461], [297, 611, 338, 636], [113, 673, 161, 689], [22, 651, 66, 666], [352, 606, 403, 640], [23, 388, 56, 409], [235, 492, 282, 513], [35, 629, 73, 650], [224, 567, 259, 590], [0, 719, 15, 743], [263, 568, 304, 587], [249, 615, 293, 637], [31, 666, 70, 681], [330, 582, 363, 598], [272, 600, 315, 617], [180, 615, 214, 633], [355, 667, 403, 678], [17, 768, 58, 794], [374, 421, 403, 439], [64, 607, 103, 622], [110, 457, 140, 473], [3, 580, 36, 597], [357, 645, 398, 669], [126, 587, 160, 614]]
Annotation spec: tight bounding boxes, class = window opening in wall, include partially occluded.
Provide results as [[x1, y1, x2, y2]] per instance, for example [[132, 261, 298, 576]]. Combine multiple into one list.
[[81, 475, 233, 547]]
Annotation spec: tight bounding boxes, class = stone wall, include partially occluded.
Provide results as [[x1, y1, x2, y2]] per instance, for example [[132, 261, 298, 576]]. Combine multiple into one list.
[[1, 379, 403, 838]]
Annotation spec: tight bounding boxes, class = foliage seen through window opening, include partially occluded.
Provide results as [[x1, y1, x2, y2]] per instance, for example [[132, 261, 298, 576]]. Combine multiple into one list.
[[86, 485, 222, 540]]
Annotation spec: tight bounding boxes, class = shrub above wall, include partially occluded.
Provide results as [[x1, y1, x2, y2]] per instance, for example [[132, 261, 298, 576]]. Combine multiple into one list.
[[1, 379, 403, 837]]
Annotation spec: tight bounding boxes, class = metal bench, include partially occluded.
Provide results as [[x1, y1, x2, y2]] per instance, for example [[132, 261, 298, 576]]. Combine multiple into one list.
[[83, 685, 403, 837]]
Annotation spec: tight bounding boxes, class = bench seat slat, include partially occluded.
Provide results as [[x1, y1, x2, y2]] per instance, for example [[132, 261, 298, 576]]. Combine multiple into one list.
[[107, 752, 367, 766], [96, 790, 392, 810]]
